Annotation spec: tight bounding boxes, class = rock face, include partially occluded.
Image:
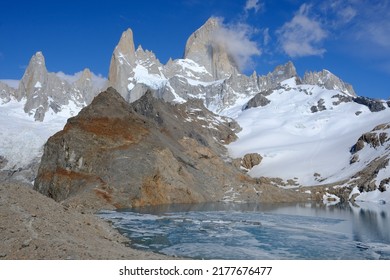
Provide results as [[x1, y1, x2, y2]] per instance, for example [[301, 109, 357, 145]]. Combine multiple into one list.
[[34, 87, 281, 209], [184, 17, 238, 80], [108, 29, 136, 98]]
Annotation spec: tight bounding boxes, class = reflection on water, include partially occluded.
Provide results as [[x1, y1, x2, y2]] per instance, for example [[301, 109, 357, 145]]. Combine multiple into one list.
[[99, 201, 390, 260], [351, 202, 390, 245]]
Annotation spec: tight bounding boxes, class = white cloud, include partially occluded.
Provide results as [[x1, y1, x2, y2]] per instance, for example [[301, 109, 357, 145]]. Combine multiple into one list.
[[55, 70, 107, 89], [213, 19, 261, 71], [277, 4, 328, 57], [339, 6, 357, 24], [244, 0, 262, 13], [263, 28, 271, 46]]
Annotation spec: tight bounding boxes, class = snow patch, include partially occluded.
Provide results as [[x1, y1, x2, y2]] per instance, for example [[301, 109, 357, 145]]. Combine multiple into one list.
[[133, 64, 167, 90], [0, 97, 79, 169], [355, 187, 390, 204], [322, 192, 340, 206]]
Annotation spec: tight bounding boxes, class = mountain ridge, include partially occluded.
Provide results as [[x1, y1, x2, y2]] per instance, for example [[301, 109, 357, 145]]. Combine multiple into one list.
[[1, 17, 389, 205], [1, 18, 358, 121]]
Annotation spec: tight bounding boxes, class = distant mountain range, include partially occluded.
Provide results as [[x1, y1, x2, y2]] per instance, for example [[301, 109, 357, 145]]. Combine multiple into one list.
[[1, 17, 389, 205]]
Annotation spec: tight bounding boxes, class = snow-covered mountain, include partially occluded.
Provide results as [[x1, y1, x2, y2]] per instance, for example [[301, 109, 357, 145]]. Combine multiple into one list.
[[1, 17, 389, 203], [227, 78, 390, 187]]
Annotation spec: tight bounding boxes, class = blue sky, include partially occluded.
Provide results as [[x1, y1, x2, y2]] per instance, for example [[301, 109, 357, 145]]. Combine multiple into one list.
[[0, 0, 389, 99]]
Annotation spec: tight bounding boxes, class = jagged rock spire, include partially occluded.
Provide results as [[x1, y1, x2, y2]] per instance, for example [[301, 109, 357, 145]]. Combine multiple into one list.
[[108, 29, 137, 98], [108, 28, 163, 100], [16, 51, 48, 101]]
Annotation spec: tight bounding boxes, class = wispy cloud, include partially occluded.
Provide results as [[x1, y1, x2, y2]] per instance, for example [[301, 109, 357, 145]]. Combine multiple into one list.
[[321, 0, 357, 26], [213, 18, 261, 71], [244, 0, 262, 13], [277, 4, 327, 57]]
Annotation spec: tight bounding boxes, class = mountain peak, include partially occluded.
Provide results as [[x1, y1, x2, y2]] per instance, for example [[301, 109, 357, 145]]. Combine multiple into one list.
[[115, 28, 135, 58], [27, 51, 47, 72], [203, 16, 219, 28], [32, 51, 45, 65], [184, 17, 238, 80], [274, 61, 298, 78], [15, 51, 48, 100]]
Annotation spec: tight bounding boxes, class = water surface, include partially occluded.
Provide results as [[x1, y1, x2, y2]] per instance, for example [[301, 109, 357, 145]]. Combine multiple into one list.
[[99, 202, 390, 259]]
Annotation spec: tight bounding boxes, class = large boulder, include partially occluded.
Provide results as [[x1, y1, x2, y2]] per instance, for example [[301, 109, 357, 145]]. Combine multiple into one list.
[[233, 153, 263, 171], [242, 153, 263, 169], [244, 90, 271, 109]]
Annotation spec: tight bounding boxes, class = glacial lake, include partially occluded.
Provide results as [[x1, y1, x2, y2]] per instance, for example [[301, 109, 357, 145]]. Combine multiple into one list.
[[98, 202, 390, 259]]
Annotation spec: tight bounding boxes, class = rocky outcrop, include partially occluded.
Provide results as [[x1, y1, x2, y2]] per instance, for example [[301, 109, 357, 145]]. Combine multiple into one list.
[[348, 123, 390, 192], [331, 94, 353, 105], [353, 96, 386, 112], [350, 157, 389, 193], [303, 69, 356, 96], [351, 123, 390, 153], [34, 87, 285, 209], [310, 98, 326, 113]]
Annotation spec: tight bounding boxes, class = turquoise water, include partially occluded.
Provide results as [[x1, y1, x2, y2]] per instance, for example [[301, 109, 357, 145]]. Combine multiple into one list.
[[99, 202, 390, 259]]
